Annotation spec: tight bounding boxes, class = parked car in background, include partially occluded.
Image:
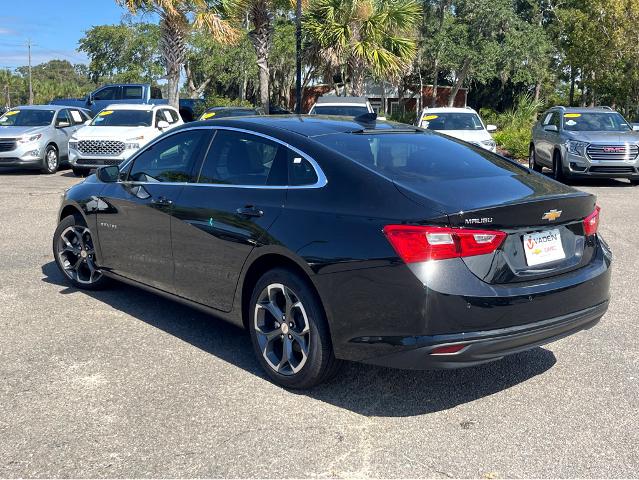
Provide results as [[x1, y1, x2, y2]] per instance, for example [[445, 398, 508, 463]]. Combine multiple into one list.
[[417, 107, 497, 152], [199, 106, 264, 120], [53, 116, 610, 388], [308, 96, 374, 117], [530, 106, 639, 185], [68, 104, 183, 176], [50, 83, 202, 122], [0, 105, 91, 173]]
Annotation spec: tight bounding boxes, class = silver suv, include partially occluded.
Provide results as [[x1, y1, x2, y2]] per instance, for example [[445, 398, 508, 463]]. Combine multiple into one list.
[[530, 106, 639, 185]]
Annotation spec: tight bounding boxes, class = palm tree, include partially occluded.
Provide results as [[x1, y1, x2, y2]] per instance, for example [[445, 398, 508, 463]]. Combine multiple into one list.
[[225, 0, 292, 113], [304, 0, 421, 97], [117, 0, 236, 108]]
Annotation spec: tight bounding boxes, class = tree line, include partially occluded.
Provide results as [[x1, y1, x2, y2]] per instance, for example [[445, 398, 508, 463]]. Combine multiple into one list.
[[3, 0, 639, 120]]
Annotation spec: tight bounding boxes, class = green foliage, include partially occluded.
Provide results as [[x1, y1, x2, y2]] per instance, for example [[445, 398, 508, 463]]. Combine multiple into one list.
[[483, 94, 542, 159], [79, 23, 164, 83]]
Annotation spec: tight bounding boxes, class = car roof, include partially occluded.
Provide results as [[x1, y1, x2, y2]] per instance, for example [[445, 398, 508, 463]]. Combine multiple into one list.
[[548, 106, 617, 114], [103, 103, 172, 111], [315, 96, 369, 105], [182, 115, 416, 138], [206, 106, 257, 111], [420, 107, 478, 114]]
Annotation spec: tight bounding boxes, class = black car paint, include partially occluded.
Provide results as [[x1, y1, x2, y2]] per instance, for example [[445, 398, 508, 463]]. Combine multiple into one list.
[[58, 116, 611, 369]]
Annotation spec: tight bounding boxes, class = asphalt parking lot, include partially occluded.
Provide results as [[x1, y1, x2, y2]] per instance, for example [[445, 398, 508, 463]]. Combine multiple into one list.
[[0, 168, 637, 478]]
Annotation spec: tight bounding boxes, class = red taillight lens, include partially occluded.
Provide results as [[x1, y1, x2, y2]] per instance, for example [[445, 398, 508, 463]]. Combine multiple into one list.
[[383, 225, 506, 263], [583, 206, 600, 236], [431, 344, 467, 355]]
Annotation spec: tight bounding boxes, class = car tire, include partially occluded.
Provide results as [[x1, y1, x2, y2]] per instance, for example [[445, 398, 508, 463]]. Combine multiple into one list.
[[630, 179, 639, 186], [53, 215, 108, 290], [553, 151, 568, 183], [529, 145, 543, 172], [72, 167, 86, 177], [41, 145, 59, 174], [248, 268, 342, 389]]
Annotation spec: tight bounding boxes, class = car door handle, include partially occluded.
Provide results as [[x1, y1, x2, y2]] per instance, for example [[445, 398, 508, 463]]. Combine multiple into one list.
[[236, 205, 264, 217], [152, 196, 173, 206]]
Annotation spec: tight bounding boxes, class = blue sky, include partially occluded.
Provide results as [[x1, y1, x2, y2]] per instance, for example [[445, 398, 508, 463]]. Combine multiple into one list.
[[0, 0, 150, 69]]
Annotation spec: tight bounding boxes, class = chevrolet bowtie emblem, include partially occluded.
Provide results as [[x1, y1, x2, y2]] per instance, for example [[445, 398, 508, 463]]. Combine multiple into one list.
[[542, 209, 562, 221]]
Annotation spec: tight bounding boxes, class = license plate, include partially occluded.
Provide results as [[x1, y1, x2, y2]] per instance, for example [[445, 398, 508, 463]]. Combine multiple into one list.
[[523, 229, 565, 266]]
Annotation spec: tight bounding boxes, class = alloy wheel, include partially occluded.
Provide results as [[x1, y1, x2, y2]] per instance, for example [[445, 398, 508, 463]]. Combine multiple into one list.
[[46, 148, 58, 172], [56, 225, 102, 285], [253, 283, 310, 376]]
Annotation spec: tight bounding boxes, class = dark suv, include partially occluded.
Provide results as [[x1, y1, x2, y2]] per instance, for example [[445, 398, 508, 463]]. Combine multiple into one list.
[[530, 106, 639, 184]]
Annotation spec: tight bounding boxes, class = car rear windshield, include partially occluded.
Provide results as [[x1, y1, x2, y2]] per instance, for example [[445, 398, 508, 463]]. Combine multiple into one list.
[[320, 131, 523, 182], [91, 110, 153, 127], [421, 112, 484, 131], [310, 105, 370, 117], [563, 112, 631, 132], [0, 109, 54, 127]]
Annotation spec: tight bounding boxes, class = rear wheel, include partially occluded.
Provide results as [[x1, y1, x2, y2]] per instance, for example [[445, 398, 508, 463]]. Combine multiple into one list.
[[41, 145, 59, 174], [53, 215, 108, 290], [529, 145, 543, 172], [631, 179, 639, 186], [553, 151, 568, 183], [248, 268, 341, 389]]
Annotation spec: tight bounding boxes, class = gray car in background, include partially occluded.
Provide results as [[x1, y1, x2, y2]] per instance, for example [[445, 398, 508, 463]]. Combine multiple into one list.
[[530, 106, 639, 185], [0, 105, 91, 174]]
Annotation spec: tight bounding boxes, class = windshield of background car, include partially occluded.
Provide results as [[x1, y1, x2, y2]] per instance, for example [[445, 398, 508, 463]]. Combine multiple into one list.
[[0, 109, 54, 127], [421, 113, 484, 131], [310, 105, 369, 116], [563, 112, 631, 132], [91, 109, 153, 127], [200, 109, 257, 120], [320, 132, 522, 185]]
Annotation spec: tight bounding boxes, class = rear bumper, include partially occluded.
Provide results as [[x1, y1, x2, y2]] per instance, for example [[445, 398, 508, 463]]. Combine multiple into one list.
[[355, 300, 607, 369]]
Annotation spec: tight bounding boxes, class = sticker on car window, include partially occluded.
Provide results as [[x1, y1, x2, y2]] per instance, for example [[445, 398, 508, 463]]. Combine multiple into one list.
[[423, 115, 439, 120], [565, 120, 577, 126], [4, 110, 19, 116], [201, 112, 216, 119], [164, 111, 172, 122], [70, 110, 83, 122], [564, 113, 581, 118], [99, 110, 114, 116]]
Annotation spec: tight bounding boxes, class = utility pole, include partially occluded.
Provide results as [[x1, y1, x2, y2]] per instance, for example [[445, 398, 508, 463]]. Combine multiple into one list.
[[295, 0, 302, 114], [28, 39, 33, 105]]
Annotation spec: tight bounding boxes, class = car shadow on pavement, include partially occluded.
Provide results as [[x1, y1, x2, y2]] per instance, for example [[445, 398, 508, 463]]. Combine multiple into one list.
[[541, 173, 635, 188], [42, 261, 557, 417]]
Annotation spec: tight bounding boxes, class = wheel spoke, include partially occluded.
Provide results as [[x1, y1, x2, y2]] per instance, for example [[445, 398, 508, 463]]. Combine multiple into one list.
[[277, 337, 293, 370], [258, 301, 284, 322]]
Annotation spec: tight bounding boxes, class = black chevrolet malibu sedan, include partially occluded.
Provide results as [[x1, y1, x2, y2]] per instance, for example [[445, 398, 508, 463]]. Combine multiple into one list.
[[53, 115, 611, 388]]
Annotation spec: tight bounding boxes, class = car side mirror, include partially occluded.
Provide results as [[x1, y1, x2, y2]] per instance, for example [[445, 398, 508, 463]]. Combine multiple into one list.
[[157, 120, 170, 130], [56, 120, 71, 128], [86, 94, 94, 105], [544, 125, 558, 132], [96, 165, 120, 183], [486, 124, 497, 132], [84, 120, 91, 126]]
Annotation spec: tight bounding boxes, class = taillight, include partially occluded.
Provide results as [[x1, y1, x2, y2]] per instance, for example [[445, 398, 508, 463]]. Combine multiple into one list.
[[583, 206, 600, 236], [383, 225, 506, 263]]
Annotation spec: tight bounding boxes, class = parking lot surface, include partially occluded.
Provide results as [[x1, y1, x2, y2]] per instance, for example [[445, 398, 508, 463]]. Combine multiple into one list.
[[0, 168, 637, 478]]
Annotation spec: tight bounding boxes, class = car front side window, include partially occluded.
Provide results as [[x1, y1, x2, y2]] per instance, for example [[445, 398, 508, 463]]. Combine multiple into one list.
[[128, 129, 210, 183]]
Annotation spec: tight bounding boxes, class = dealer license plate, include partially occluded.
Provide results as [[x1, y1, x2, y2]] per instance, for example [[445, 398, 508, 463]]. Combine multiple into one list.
[[523, 229, 566, 266]]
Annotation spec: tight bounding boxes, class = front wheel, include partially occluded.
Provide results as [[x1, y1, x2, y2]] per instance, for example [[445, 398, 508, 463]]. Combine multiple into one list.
[[53, 215, 108, 290], [41, 145, 59, 174], [248, 269, 342, 389], [630, 179, 639, 186], [553, 151, 568, 183], [72, 167, 87, 177]]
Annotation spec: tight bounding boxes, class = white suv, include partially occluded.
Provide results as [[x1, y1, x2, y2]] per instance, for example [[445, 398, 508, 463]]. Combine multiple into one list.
[[68, 104, 183, 176], [417, 107, 497, 152]]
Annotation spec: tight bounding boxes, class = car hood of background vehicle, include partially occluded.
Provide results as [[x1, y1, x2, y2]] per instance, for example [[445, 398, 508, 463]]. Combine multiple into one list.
[[74, 126, 155, 140], [395, 168, 584, 222], [434, 129, 492, 144], [565, 130, 639, 143], [0, 125, 48, 138]]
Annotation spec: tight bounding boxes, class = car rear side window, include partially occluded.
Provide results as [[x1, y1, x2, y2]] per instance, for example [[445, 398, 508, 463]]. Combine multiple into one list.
[[197, 130, 287, 186], [320, 132, 523, 183], [123, 86, 143, 100], [128, 129, 210, 183], [289, 152, 318, 186]]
